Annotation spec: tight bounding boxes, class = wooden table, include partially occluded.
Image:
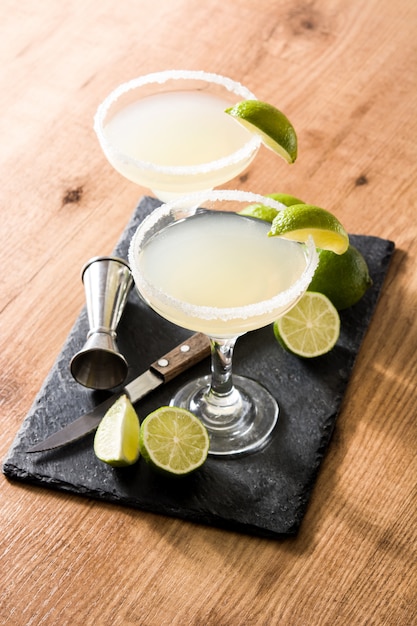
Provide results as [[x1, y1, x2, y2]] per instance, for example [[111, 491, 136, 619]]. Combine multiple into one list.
[[1, 1, 416, 624]]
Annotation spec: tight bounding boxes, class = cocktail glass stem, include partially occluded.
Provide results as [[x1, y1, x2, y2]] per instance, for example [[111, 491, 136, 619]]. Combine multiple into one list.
[[209, 337, 236, 397], [172, 334, 278, 456], [200, 336, 244, 421]]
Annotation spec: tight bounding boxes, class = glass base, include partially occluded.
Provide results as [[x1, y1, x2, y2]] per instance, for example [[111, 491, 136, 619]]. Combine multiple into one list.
[[170, 374, 279, 457]]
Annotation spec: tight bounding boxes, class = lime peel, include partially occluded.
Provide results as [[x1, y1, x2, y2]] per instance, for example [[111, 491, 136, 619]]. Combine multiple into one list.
[[266, 193, 305, 207]]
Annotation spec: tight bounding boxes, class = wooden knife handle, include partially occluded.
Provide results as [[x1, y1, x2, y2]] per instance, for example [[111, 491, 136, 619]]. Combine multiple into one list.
[[150, 333, 211, 383]]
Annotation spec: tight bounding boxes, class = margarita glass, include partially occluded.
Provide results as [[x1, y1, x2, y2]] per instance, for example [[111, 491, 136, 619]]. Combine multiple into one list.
[[128, 190, 318, 456], [94, 70, 261, 202]]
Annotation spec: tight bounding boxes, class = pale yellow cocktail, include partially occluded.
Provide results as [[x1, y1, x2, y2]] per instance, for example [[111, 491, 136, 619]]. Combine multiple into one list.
[[94, 70, 261, 201], [129, 190, 318, 456], [135, 209, 309, 337]]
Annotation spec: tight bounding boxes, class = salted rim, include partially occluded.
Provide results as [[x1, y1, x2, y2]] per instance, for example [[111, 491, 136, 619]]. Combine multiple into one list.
[[93, 70, 261, 176], [128, 190, 319, 322]]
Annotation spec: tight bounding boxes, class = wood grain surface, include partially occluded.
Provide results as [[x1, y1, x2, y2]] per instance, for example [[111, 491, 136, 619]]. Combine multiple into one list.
[[1, 1, 416, 625]]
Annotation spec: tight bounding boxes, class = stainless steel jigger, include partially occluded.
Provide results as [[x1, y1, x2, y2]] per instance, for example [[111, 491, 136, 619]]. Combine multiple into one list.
[[70, 256, 133, 390]]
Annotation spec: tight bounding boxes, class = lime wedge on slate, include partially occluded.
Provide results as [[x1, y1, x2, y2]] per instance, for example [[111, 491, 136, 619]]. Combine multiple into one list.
[[93, 394, 140, 467]]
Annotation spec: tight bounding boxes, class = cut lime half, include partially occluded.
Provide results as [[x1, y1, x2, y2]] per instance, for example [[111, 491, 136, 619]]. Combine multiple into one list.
[[139, 406, 209, 475], [274, 292, 340, 358]]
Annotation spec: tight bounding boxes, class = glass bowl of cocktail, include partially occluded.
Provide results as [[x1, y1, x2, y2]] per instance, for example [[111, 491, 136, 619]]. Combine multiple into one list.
[[94, 70, 261, 202], [128, 190, 318, 456]]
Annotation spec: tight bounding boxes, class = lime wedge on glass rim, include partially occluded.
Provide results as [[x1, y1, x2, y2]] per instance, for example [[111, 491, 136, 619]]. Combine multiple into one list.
[[225, 100, 298, 163], [93, 394, 140, 467], [269, 204, 349, 255], [139, 406, 209, 476], [274, 292, 340, 358]]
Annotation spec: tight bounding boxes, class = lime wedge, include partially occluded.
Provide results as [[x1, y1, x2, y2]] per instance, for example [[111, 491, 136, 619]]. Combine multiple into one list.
[[273, 292, 340, 358], [225, 100, 297, 163], [269, 204, 349, 254], [93, 394, 140, 466], [239, 192, 305, 223], [139, 407, 209, 475]]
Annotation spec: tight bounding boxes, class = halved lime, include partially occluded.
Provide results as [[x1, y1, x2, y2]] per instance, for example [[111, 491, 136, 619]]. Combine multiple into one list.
[[239, 192, 305, 223], [93, 394, 140, 466], [274, 292, 340, 358], [269, 204, 349, 254], [225, 100, 297, 163], [139, 407, 209, 475]]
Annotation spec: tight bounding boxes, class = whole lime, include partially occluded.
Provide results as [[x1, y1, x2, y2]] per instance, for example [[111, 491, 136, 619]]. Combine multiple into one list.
[[266, 192, 305, 207], [308, 244, 372, 310]]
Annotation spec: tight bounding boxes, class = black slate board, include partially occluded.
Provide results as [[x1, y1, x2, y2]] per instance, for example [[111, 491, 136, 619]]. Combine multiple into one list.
[[3, 197, 395, 538]]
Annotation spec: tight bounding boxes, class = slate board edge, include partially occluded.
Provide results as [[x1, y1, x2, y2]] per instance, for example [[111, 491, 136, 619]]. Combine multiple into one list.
[[2, 459, 293, 539]]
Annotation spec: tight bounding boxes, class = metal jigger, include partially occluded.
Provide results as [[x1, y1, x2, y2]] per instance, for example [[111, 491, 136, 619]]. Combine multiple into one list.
[[70, 256, 133, 390]]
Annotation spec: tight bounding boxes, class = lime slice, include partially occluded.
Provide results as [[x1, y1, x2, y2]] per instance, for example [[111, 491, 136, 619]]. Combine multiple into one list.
[[269, 204, 349, 254], [93, 394, 140, 466], [225, 100, 297, 163], [308, 244, 373, 310], [273, 292, 340, 358], [139, 407, 209, 475], [239, 192, 305, 223]]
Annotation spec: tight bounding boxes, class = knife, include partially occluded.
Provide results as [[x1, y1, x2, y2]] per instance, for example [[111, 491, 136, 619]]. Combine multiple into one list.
[[27, 333, 211, 453]]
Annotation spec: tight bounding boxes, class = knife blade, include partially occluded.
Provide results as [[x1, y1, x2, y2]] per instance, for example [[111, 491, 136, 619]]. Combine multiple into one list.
[[27, 332, 210, 452]]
